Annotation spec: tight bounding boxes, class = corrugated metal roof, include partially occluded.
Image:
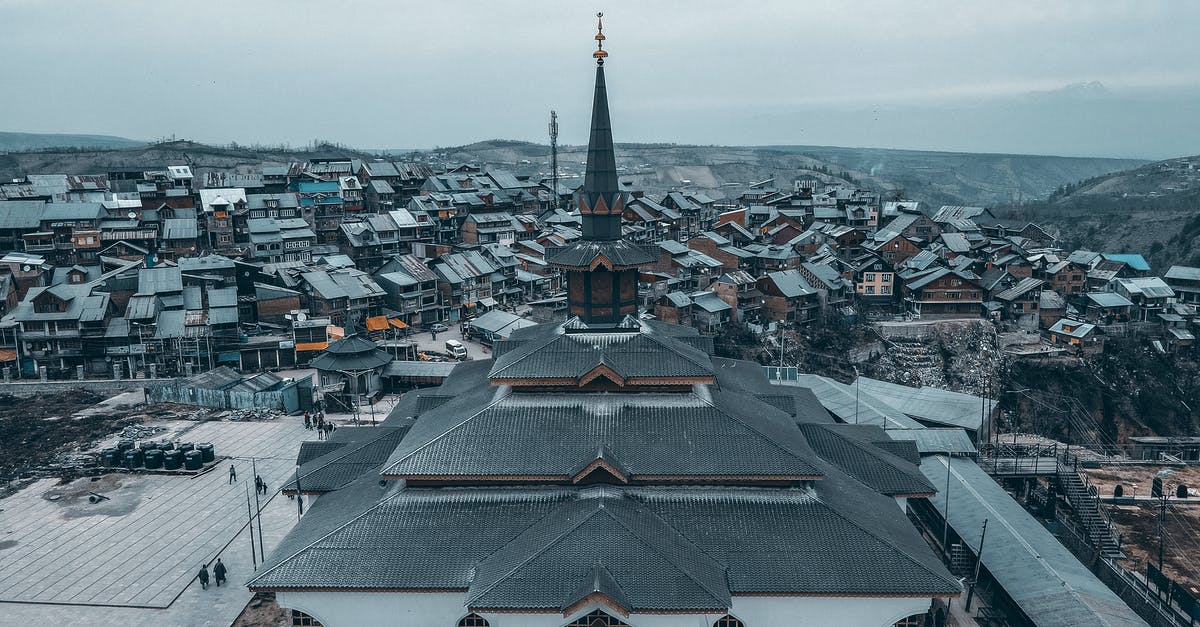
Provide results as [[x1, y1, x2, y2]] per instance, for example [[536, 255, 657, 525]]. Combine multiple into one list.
[[854, 377, 993, 431], [920, 457, 1146, 627], [886, 428, 976, 454]]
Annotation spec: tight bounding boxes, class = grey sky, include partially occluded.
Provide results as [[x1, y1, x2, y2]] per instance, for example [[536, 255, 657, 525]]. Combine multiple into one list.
[[4, 0, 1198, 158]]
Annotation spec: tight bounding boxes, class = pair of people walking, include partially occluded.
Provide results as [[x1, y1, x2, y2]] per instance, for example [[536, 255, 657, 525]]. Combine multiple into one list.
[[197, 558, 227, 590], [255, 474, 269, 495]]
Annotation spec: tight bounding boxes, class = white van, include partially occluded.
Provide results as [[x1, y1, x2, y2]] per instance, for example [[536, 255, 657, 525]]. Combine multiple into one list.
[[445, 339, 469, 360]]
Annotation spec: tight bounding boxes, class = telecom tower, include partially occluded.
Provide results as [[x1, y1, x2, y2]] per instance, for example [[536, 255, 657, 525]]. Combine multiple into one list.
[[548, 110, 559, 210]]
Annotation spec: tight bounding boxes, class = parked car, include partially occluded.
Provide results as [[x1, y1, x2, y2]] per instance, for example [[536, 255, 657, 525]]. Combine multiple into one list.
[[429, 323, 449, 333]]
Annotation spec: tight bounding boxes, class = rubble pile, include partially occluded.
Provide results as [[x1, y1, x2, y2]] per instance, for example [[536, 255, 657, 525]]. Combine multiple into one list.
[[219, 408, 285, 422], [869, 320, 999, 393]]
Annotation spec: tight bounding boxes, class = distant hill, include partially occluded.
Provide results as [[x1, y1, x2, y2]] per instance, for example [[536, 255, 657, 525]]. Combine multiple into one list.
[[994, 156, 1200, 269], [0, 131, 145, 152], [0, 135, 1153, 209], [423, 140, 1147, 207], [0, 140, 381, 184]]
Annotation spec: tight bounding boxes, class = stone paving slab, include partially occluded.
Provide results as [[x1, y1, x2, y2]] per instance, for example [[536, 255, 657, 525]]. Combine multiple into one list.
[[0, 417, 310, 617]]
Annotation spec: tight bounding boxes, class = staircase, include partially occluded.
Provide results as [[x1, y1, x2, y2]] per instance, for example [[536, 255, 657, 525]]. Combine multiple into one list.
[[1056, 460, 1125, 559]]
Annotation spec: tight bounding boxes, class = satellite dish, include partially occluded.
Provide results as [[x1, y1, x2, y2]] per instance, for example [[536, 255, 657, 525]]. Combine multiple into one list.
[[21, 265, 31, 272], [127, 211, 137, 220], [296, 312, 308, 322]]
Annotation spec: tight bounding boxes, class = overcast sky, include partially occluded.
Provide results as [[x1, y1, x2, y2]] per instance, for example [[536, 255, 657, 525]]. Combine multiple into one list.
[[4, 0, 1198, 158]]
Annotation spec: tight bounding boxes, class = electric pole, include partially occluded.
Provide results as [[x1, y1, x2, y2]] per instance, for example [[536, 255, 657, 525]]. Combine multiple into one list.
[[549, 110, 559, 211]]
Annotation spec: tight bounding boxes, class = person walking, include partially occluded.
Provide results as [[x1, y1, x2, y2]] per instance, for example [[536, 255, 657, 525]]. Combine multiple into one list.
[[260, 480, 268, 495], [228, 464, 237, 484], [213, 558, 227, 587], [303, 411, 311, 430], [197, 564, 210, 590]]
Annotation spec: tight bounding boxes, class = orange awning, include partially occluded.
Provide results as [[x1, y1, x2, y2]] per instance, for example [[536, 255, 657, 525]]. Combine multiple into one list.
[[295, 341, 328, 352], [0, 349, 16, 362], [327, 325, 345, 340], [389, 319, 409, 329], [365, 316, 389, 331]]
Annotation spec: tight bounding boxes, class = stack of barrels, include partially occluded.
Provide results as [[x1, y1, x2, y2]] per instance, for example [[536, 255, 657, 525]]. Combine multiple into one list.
[[98, 440, 216, 472]]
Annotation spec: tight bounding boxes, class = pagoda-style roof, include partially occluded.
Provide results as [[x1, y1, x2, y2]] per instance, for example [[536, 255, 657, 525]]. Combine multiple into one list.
[[248, 484, 961, 602], [311, 335, 392, 371], [381, 387, 824, 483], [545, 239, 656, 270], [488, 318, 714, 388]]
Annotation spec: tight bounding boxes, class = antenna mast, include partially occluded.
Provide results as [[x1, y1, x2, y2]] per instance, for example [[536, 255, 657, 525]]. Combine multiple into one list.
[[549, 110, 559, 210]]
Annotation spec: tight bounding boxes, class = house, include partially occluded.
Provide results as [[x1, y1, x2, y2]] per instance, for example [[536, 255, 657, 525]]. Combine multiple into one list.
[[1048, 318, 1103, 354], [903, 268, 983, 318], [993, 277, 1045, 322], [374, 254, 442, 328], [799, 261, 853, 311], [461, 212, 519, 245], [430, 250, 499, 322], [757, 270, 820, 324], [1083, 292, 1133, 324], [198, 188, 248, 250], [686, 232, 753, 272], [864, 230, 923, 265], [1038, 290, 1067, 329], [708, 271, 763, 323], [10, 282, 111, 375], [853, 255, 897, 308], [1164, 265, 1200, 305], [1042, 260, 1087, 296], [298, 268, 386, 329], [246, 218, 316, 264], [1112, 277, 1174, 321]]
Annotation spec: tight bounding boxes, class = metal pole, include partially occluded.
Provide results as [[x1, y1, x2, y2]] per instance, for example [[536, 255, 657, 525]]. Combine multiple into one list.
[[251, 458, 264, 559], [1158, 494, 1166, 573], [854, 366, 860, 425], [965, 518, 989, 611], [245, 484, 257, 570], [943, 455, 952, 554]]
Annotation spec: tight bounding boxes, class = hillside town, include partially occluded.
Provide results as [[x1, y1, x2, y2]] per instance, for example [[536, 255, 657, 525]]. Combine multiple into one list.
[[1, 147, 1197, 382], [4, 9, 1200, 627]]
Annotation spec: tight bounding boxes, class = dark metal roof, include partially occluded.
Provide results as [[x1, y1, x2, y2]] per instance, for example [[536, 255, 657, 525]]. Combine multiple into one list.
[[799, 423, 934, 496], [545, 239, 656, 269], [920, 457, 1145, 627], [250, 484, 960, 600], [382, 387, 824, 480]]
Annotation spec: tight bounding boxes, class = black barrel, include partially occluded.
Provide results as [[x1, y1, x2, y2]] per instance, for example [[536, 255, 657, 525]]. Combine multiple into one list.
[[123, 448, 144, 469], [143, 449, 164, 470], [183, 450, 203, 471], [159, 441, 175, 451], [177, 442, 194, 453], [100, 448, 120, 466], [197, 443, 215, 464], [162, 450, 184, 470], [117, 439, 135, 452], [139, 441, 158, 452]]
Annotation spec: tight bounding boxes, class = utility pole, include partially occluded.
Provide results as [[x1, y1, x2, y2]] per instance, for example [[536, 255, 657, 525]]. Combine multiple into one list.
[[853, 365, 861, 425], [943, 455, 953, 555], [965, 518, 989, 611], [251, 457, 264, 559], [245, 483, 257, 570], [549, 111, 559, 211]]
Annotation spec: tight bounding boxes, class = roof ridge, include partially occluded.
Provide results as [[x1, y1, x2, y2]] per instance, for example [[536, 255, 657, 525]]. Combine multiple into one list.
[[695, 390, 819, 473], [602, 501, 730, 606], [384, 389, 511, 472], [802, 423, 931, 492], [819, 487, 960, 591], [466, 499, 608, 604]]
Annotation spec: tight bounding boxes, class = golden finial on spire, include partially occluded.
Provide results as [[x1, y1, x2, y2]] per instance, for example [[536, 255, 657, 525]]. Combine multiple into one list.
[[593, 12, 608, 65]]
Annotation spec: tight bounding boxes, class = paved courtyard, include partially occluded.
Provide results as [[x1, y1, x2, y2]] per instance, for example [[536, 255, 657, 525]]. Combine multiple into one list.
[[0, 417, 312, 626]]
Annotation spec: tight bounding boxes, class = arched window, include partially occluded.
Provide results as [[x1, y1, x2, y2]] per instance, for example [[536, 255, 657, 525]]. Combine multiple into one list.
[[458, 614, 490, 627], [893, 613, 927, 627], [713, 615, 745, 627], [564, 609, 632, 627]]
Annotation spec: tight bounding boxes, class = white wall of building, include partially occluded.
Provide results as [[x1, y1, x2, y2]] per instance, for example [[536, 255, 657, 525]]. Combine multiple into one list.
[[277, 591, 933, 627]]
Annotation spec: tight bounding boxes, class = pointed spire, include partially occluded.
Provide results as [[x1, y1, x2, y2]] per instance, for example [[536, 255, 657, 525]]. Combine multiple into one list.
[[580, 12, 622, 239]]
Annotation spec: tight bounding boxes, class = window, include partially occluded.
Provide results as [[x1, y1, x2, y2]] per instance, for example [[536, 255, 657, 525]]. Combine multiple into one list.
[[864, 273, 875, 282], [714, 616, 745, 627], [881, 286, 891, 295], [893, 613, 926, 627], [458, 614, 489, 627], [291, 610, 322, 626], [865, 285, 876, 294], [565, 610, 632, 627]]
